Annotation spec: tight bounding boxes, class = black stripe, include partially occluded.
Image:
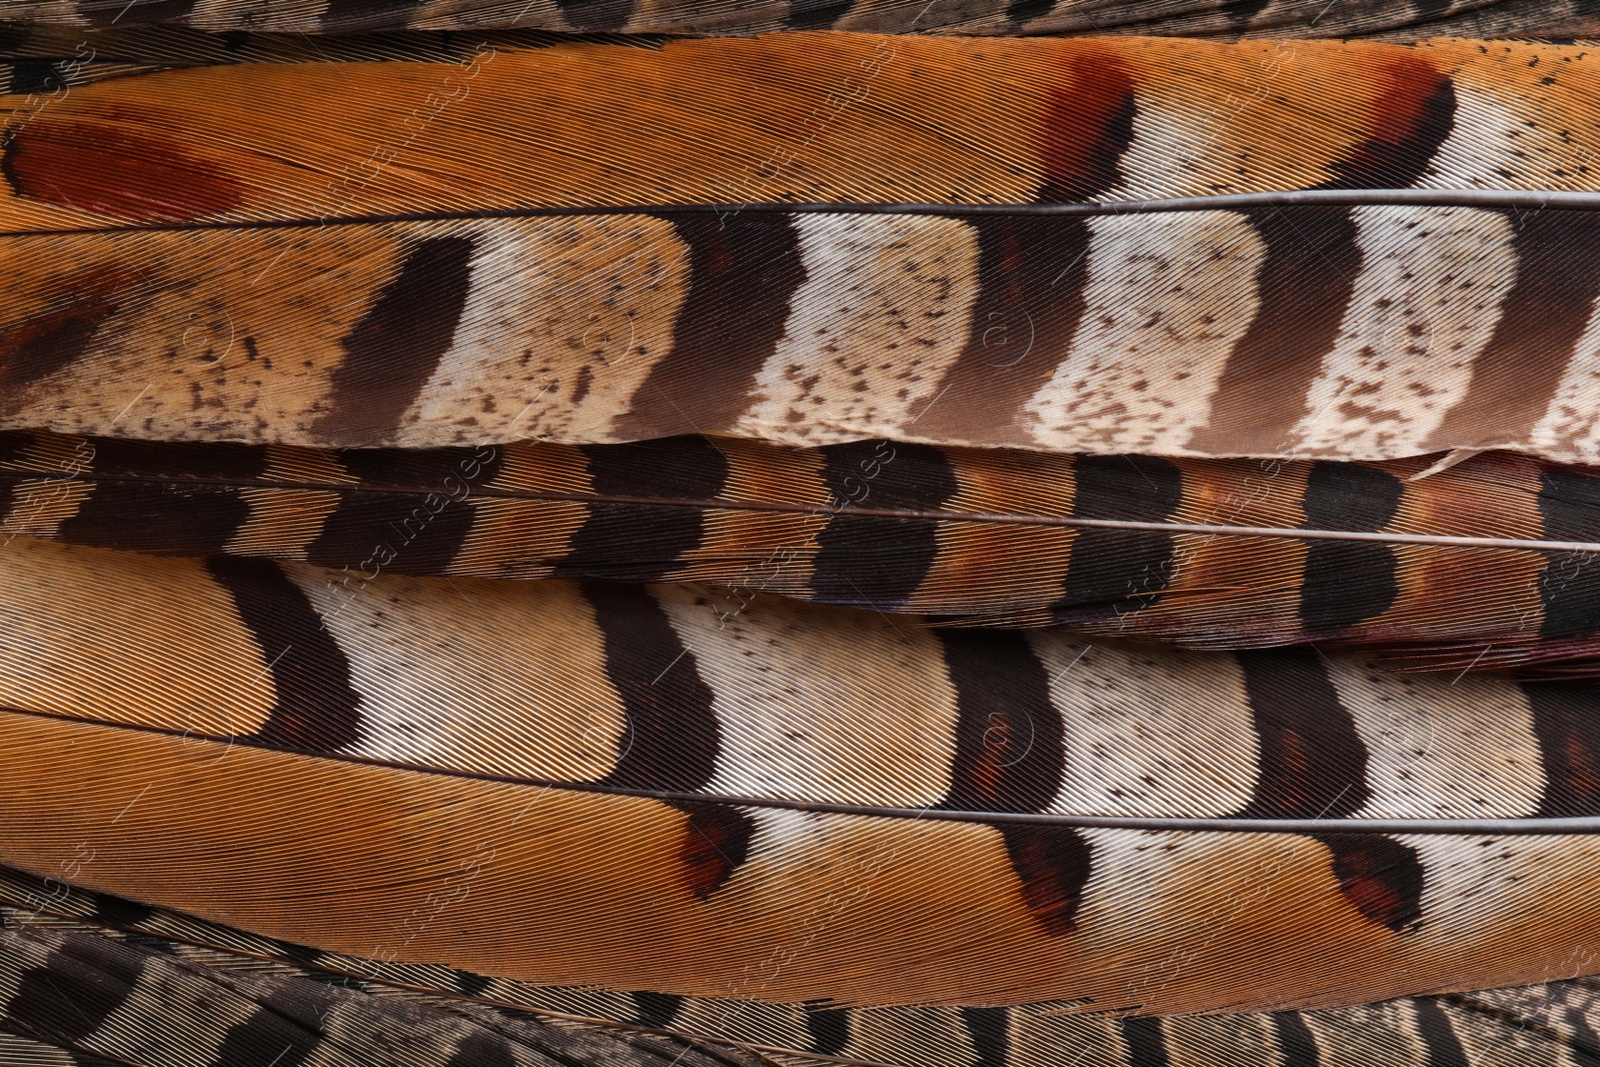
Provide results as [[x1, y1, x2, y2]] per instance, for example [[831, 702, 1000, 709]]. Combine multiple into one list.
[[1118, 1016, 1170, 1066], [1524, 679, 1600, 817], [915, 216, 1093, 446], [318, 0, 427, 30], [307, 445, 502, 576], [938, 630, 1064, 813], [1431, 209, 1600, 453], [1316, 72, 1455, 190], [1567, 1003, 1600, 1066], [1188, 208, 1362, 455], [788, 0, 853, 29], [554, 0, 636, 31], [803, 1002, 851, 1057], [630, 991, 685, 1029], [9, 60, 69, 95], [619, 213, 805, 437], [54, 437, 266, 557], [1412, 998, 1471, 1067], [0, 431, 29, 524], [453, 969, 494, 998], [1051, 454, 1182, 623], [73, 0, 198, 26], [936, 631, 1083, 930], [812, 440, 959, 609], [1538, 466, 1600, 640], [1006, 0, 1057, 27], [1314, 832, 1425, 932], [314, 235, 475, 447], [1235, 650, 1370, 819], [443, 1033, 518, 1067], [1235, 653, 1423, 932], [586, 583, 720, 792], [1270, 1012, 1321, 1066], [4, 934, 145, 1043], [554, 436, 730, 582], [209, 981, 329, 1067], [960, 1006, 1011, 1067], [1298, 462, 1403, 632], [87, 893, 156, 934], [206, 556, 363, 752], [58, 483, 250, 557]]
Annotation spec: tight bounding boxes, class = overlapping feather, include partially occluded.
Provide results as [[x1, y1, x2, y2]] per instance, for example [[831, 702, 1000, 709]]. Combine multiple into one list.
[[4, 0, 1599, 41], [6, 429, 1600, 673], [2, 535, 1600, 1017]]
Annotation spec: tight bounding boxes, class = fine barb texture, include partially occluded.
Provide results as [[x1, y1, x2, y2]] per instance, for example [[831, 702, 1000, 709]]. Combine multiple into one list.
[[6, 0, 1600, 40], [2, 538, 1600, 1013], [2, 866, 1599, 1067], [13, 430, 1600, 673], [3, 35, 1600, 460]]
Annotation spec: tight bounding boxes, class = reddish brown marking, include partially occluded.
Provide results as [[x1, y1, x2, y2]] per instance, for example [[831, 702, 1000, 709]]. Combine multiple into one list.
[[1036, 53, 1135, 202], [1318, 834, 1424, 932], [1319, 55, 1455, 189], [675, 803, 755, 901], [1002, 824, 1093, 936], [3, 120, 244, 222]]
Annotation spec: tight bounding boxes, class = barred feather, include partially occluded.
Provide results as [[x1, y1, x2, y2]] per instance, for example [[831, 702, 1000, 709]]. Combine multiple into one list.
[[1, 537, 1600, 1015], [3, 34, 1600, 461], [9, 430, 1600, 673]]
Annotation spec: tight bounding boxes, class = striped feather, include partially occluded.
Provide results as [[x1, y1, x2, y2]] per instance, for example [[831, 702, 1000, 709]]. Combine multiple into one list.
[[5, 866, 1600, 1067], [2, 537, 1600, 1014], [1, 33, 1599, 459], [11, 429, 1600, 673], [6, 0, 1600, 40]]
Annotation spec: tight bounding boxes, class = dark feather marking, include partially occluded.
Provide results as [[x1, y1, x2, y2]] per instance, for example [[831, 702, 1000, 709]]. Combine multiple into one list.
[[310, 445, 503, 575], [961, 1006, 1011, 1067], [1316, 61, 1456, 190], [1051, 454, 1181, 622], [315, 235, 475, 447], [1315, 832, 1425, 932], [674, 802, 756, 901], [1538, 466, 1600, 640], [1431, 209, 1600, 453], [915, 215, 1093, 446], [1038, 53, 1135, 202], [812, 440, 958, 608], [1298, 462, 1402, 632], [1269, 1012, 1322, 1066], [630, 991, 685, 1029], [1118, 1016, 1170, 1066], [1235, 650, 1370, 819], [1525, 679, 1600, 816], [1412, 996, 1472, 1067], [556, 436, 730, 582], [803, 1002, 850, 1057], [0, 265, 138, 399], [621, 214, 805, 438], [586, 583, 720, 792], [5, 935, 145, 1043], [1188, 207, 1363, 455], [554, 0, 637, 31], [207, 556, 363, 752]]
